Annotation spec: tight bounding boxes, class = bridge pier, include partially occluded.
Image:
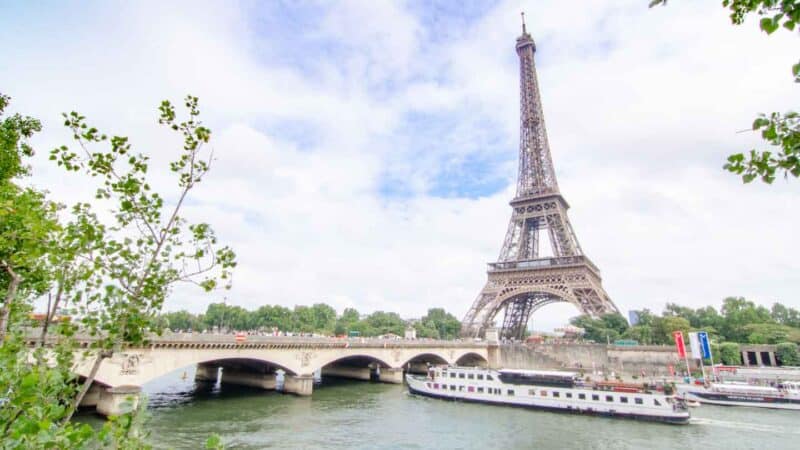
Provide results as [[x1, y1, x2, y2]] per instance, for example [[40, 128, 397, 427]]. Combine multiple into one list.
[[195, 363, 219, 383], [282, 375, 314, 396], [378, 368, 404, 384], [96, 386, 141, 417], [321, 366, 373, 381], [221, 369, 277, 390], [79, 383, 104, 408]]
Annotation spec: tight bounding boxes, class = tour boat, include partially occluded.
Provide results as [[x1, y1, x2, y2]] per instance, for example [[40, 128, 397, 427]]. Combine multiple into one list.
[[406, 366, 690, 424], [677, 381, 800, 410]]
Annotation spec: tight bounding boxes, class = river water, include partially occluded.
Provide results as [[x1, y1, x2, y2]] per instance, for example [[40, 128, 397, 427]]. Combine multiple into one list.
[[78, 368, 799, 449]]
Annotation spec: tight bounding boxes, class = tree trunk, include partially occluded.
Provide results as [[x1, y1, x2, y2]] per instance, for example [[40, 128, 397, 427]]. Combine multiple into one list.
[[0, 261, 21, 343], [64, 349, 111, 422], [38, 282, 64, 349]]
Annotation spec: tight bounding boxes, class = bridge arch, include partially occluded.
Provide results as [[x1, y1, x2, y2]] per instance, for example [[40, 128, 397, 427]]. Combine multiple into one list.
[[316, 354, 392, 371], [454, 352, 488, 367]]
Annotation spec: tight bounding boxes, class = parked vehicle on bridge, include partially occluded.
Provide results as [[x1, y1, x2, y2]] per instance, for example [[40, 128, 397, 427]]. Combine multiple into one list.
[[406, 366, 690, 424]]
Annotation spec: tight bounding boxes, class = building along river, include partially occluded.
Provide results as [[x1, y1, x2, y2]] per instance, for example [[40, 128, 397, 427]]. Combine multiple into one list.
[[77, 367, 799, 449]]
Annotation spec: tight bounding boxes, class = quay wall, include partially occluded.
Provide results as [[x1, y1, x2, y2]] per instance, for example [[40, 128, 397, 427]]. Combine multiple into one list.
[[496, 343, 682, 377]]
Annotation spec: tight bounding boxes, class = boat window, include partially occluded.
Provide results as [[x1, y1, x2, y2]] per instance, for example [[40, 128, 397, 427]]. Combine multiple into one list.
[[459, 373, 465, 379], [487, 375, 494, 381], [468, 374, 474, 380], [578, 393, 586, 400], [592, 394, 599, 401], [477, 387, 484, 393], [507, 389, 515, 396], [449, 385, 456, 391], [653, 399, 661, 406], [495, 388, 501, 395], [477, 374, 484, 380], [620, 397, 628, 403], [553, 391, 560, 398], [528, 389, 536, 396], [605, 395, 613, 402], [468, 386, 474, 393], [450, 373, 456, 378], [426, 383, 431, 388], [566, 392, 572, 398], [540, 390, 547, 397], [459, 386, 465, 392], [635, 398, 643, 405]]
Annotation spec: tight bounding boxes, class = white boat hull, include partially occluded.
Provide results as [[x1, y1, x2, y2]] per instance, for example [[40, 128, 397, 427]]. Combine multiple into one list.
[[406, 370, 689, 424]]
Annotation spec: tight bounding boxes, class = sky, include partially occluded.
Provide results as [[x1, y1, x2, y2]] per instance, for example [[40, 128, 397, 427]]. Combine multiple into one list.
[[1, 0, 798, 331]]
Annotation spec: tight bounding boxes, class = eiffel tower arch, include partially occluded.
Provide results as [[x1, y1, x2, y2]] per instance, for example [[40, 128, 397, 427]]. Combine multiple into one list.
[[461, 16, 619, 340]]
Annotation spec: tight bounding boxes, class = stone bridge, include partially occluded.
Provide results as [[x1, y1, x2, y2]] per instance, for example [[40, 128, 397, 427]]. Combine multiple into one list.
[[32, 334, 491, 416]]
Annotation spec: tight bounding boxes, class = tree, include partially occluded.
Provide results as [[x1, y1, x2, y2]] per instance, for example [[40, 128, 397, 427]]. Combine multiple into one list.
[[1, 94, 236, 447], [771, 302, 800, 328], [255, 304, 293, 331], [622, 325, 653, 344], [570, 315, 620, 343], [335, 307, 360, 336], [0, 93, 56, 342], [161, 310, 204, 331], [776, 342, 800, 365], [417, 308, 461, 340], [720, 297, 774, 342], [744, 323, 795, 344], [310, 303, 336, 334], [651, 0, 800, 183], [655, 316, 691, 345], [362, 311, 406, 336], [719, 342, 743, 365]]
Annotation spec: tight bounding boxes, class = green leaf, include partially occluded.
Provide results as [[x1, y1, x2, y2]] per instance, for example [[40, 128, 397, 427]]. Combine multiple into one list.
[[760, 17, 780, 34]]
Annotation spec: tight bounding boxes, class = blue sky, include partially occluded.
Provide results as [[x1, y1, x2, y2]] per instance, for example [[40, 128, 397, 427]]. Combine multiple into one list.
[[1, 0, 798, 331]]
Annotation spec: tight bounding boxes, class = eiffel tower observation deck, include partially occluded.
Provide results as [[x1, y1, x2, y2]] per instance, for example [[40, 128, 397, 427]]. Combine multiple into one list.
[[461, 15, 619, 340]]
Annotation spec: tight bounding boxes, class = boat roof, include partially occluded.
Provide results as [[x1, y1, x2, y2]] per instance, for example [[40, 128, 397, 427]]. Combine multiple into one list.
[[498, 369, 578, 378], [711, 383, 778, 392]]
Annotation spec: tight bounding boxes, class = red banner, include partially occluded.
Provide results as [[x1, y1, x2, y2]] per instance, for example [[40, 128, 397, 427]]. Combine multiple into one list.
[[672, 331, 686, 358], [673, 331, 686, 358]]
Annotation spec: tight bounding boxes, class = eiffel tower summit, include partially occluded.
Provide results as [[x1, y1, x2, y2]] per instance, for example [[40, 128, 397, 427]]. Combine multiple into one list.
[[461, 15, 619, 340]]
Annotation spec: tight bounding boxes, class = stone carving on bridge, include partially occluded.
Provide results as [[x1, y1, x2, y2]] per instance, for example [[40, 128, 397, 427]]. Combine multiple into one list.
[[392, 349, 402, 363], [295, 351, 316, 368], [111, 352, 148, 376]]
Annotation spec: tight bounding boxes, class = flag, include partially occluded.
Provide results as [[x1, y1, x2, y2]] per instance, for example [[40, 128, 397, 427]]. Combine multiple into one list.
[[698, 331, 712, 359], [672, 331, 686, 358], [688, 332, 702, 359]]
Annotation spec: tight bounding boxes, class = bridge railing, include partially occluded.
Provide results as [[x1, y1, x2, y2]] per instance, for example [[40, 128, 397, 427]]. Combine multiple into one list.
[[25, 330, 487, 349]]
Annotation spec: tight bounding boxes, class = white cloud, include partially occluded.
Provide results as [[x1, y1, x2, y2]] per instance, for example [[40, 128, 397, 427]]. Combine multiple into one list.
[[2, 0, 798, 332]]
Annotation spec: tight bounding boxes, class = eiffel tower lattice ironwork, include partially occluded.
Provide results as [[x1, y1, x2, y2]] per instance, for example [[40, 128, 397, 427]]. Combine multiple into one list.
[[461, 16, 619, 340]]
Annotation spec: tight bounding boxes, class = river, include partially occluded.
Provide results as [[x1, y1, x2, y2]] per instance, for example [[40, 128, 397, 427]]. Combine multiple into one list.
[[78, 368, 799, 449]]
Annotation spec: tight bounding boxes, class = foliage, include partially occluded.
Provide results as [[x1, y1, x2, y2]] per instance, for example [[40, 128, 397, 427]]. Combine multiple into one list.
[[719, 342, 743, 365], [651, 0, 800, 183], [1, 93, 235, 448], [162, 302, 465, 339], [570, 313, 629, 343], [743, 322, 795, 344], [414, 308, 462, 340], [776, 342, 800, 365], [583, 297, 800, 348]]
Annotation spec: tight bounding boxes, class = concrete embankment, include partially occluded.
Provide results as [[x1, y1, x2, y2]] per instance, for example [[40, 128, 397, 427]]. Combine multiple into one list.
[[497, 343, 682, 377]]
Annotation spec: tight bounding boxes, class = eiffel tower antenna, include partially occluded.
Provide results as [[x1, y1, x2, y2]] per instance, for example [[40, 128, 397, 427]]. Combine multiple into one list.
[[461, 20, 619, 340]]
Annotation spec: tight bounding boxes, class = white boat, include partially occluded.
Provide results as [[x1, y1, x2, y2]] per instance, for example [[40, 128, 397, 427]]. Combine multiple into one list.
[[678, 381, 800, 410], [406, 366, 690, 424]]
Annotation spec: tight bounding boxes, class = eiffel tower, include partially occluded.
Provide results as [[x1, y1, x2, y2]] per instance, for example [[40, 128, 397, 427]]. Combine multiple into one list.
[[461, 15, 619, 340]]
